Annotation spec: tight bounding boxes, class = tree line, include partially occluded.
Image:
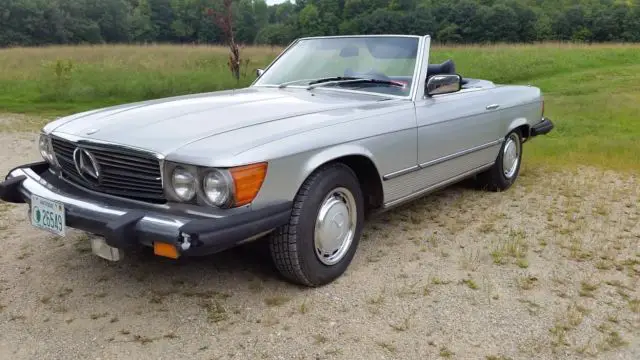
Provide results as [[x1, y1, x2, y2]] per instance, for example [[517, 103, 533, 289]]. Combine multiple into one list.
[[2, 0, 640, 47]]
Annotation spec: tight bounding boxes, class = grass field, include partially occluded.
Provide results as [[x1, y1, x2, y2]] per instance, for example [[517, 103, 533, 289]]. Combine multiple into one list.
[[1, 43, 639, 171], [1, 44, 639, 359]]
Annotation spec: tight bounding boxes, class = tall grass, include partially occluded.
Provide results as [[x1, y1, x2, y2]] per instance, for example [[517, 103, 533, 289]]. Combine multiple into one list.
[[429, 44, 640, 171], [0, 43, 639, 170], [0, 45, 281, 115]]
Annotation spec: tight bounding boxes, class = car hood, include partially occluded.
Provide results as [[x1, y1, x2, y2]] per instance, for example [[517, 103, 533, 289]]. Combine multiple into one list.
[[49, 87, 389, 156]]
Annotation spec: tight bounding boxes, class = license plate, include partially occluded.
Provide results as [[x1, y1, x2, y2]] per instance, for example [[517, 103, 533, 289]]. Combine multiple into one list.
[[31, 195, 66, 237]]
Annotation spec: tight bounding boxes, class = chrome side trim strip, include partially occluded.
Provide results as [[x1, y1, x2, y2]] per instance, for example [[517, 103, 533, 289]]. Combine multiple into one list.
[[418, 139, 503, 169], [382, 165, 420, 181], [383, 162, 494, 209], [382, 139, 503, 181]]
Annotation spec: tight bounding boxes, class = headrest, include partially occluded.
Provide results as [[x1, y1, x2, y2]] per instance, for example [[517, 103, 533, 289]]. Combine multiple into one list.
[[427, 59, 456, 76]]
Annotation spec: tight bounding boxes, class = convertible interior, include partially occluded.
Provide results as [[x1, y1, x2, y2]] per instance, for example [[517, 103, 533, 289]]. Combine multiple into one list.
[[427, 59, 457, 79], [426, 59, 474, 87], [342, 59, 471, 96], [333, 42, 470, 95]]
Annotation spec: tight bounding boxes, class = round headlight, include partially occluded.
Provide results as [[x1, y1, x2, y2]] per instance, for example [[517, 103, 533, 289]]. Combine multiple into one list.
[[202, 170, 232, 207], [39, 134, 52, 163], [171, 167, 196, 201]]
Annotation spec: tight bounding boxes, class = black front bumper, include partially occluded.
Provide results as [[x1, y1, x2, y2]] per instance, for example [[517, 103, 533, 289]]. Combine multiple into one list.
[[531, 117, 554, 137], [0, 162, 292, 256]]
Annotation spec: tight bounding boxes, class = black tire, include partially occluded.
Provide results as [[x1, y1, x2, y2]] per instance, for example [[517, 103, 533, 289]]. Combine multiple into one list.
[[269, 163, 365, 287], [475, 130, 523, 192]]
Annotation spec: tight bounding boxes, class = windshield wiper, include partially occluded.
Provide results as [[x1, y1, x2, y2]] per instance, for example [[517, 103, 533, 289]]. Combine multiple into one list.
[[306, 78, 405, 90], [307, 76, 360, 85], [278, 77, 358, 88], [278, 76, 405, 90], [277, 77, 359, 89], [278, 79, 316, 88]]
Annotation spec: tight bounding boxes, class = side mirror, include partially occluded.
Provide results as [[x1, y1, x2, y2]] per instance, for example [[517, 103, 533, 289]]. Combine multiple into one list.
[[426, 74, 462, 96], [256, 68, 265, 78]]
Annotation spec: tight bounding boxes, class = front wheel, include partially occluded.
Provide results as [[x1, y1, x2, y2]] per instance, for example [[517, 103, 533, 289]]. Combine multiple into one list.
[[475, 130, 523, 191], [269, 163, 364, 287]]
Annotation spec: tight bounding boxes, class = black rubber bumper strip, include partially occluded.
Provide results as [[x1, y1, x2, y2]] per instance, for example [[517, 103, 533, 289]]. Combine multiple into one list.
[[179, 202, 292, 252], [531, 117, 554, 137], [103, 211, 147, 249], [0, 175, 27, 203], [4, 161, 49, 181], [1, 161, 50, 203]]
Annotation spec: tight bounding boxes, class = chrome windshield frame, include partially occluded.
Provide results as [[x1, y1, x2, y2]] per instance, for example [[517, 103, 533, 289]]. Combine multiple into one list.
[[251, 35, 427, 100]]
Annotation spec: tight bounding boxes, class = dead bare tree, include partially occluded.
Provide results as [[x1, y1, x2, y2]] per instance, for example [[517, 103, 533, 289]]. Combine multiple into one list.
[[207, 0, 241, 83]]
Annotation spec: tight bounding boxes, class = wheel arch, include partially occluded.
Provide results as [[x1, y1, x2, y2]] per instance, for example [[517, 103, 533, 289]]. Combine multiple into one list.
[[506, 117, 531, 142], [301, 145, 384, 215]]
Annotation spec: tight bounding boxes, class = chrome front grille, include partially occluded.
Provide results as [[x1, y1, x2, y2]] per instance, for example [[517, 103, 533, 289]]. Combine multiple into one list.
[[51, 137, 165, 202]]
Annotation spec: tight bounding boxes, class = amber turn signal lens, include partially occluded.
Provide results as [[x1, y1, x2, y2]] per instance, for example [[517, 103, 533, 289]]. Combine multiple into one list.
[[154, 242, 179, 259], [230, 162, 267, 206]]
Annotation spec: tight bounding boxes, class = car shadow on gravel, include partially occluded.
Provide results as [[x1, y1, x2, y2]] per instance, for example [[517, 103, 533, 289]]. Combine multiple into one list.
[[107, 179, 476, 285], [95, 177, 479, 289], [97, 239, 284, 286]]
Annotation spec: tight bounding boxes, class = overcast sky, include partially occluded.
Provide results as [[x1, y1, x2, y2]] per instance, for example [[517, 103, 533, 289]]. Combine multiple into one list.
[[266, 0, 291, 4]]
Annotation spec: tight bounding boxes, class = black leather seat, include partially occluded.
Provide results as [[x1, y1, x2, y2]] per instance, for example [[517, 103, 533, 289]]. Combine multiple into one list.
[[427, 59, 468, 85], [426, 59, 456, 77]]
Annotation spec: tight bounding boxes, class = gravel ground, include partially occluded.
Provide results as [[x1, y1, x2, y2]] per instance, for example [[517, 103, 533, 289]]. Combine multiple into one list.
[[0, 124, 638, 360]]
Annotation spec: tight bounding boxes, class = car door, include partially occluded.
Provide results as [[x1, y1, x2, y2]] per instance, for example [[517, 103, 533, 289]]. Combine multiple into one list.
[[413, 88, 503, 188]]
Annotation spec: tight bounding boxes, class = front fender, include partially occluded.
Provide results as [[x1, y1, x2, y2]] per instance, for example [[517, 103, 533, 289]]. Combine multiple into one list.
[[230, 102, 416, 209], [249, 143, 381, 209], [301, 144, 378, 183]]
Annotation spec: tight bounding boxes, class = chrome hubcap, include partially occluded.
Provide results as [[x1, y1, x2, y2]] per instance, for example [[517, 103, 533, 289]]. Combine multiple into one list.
[[314, 187, 357, 266], [502, 133, 520, 179]]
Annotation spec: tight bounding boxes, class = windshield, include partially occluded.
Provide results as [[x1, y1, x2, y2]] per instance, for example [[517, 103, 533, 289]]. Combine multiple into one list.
[[254, 36, 420, 97]]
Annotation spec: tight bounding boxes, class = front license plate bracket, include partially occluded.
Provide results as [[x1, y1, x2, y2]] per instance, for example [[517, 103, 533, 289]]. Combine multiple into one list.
[[90, 236, 123, 261]]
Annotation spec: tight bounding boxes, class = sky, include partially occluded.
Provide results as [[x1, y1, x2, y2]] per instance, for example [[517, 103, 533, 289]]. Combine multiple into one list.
[[266, 0, 291, 4]]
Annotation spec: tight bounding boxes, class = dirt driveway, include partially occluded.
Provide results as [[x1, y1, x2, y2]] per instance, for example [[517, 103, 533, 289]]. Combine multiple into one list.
[[0, 125, 638, 360]]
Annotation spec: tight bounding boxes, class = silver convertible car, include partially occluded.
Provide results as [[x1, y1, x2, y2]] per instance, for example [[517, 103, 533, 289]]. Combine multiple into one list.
[[0, 35, 553, 286]]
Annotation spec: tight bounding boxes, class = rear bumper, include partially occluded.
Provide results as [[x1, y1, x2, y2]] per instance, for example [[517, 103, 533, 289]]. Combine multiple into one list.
[[531, 117, 554, 137], [0, 162, 291, 256]]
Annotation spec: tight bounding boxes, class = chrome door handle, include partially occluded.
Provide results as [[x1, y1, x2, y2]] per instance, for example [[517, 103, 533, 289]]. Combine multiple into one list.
[[486, 104, 500, 110]]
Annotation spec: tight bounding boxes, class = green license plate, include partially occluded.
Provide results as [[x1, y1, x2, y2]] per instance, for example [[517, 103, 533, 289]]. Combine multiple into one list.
[[31, 195, 66, 237]]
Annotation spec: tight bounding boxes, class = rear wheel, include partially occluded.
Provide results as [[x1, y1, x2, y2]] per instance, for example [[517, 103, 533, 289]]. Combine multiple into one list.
[[269, 163, 364, 287], [475, 130, 523, 191]]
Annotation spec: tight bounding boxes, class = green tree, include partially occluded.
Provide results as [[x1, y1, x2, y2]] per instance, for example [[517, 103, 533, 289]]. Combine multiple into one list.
[[436, 23, 462, 44], [0, 0, 57, 46], [170, 0, 202, 41], [552, 5, 588, 41], [622, 5, 640, 42], [533, 13, 553, 41], [255, 23, 295, 45], [130, 0, 157, 42], [4, 0, 640, 46], [233, 0, 258, 44], [297, 3, 324, 37], [483, 4, 519, 42], [85, 0, 131, 42], [150, 0, 174, 41], [254, 0, 269, 29]]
